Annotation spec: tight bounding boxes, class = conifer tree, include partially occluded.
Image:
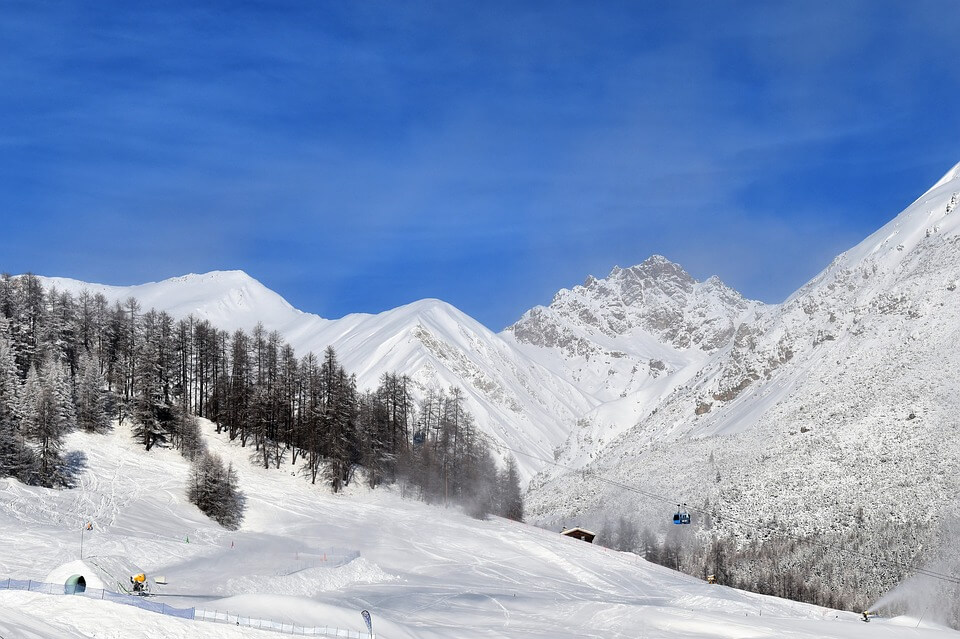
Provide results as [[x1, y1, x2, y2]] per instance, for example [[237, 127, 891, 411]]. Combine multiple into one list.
[[75, 352, 109, 433], [187, 452, 245, 530], [498, 455, 524, 521], [0, 320, 21, 421], [228, 329, 251, 444], [0, 274, 14, 320], [0, 413, 36, 482], [177, 414, 205, 461], [0, 320, 35, 481], [614, 516, 639, 552], [11, 274, 44, 374], [22, 360, 75, 484]]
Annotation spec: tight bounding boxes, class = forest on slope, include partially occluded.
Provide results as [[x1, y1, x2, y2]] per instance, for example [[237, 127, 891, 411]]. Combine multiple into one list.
[[0, 274, 523, 526]]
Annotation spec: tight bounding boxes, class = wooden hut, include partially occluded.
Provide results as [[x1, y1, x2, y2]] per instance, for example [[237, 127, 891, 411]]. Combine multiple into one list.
[[560, 527, 596, 543]]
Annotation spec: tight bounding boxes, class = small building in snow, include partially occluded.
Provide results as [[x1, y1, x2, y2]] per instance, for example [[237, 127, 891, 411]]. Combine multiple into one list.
[[560, 527, 596, 544]]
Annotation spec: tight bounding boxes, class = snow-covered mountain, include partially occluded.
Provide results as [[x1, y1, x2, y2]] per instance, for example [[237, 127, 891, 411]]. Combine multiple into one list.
[[37, 272, 598, 482], [38, 160, 960, 513], [598, 161, 960, 444], [525, 163, 960, 608], [20, 161, 960, 624], [504, 255, 763, 467], [37, 255, 759, 482], [34, 250, 770, 482], [507, 256, 759, 383], [40, 270, 308, 333]]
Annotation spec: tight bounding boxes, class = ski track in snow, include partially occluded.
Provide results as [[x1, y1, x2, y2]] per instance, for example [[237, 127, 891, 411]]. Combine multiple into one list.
[[2, 418, 956, 638]]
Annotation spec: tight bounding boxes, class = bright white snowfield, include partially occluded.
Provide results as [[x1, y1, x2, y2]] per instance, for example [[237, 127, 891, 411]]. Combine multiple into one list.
[[0, 421, 953, 639]]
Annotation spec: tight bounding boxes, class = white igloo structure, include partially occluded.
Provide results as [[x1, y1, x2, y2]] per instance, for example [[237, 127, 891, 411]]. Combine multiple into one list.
[[44, 560, 107, 594]]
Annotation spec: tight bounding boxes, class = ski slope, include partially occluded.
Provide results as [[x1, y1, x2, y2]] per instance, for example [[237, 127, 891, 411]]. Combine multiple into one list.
[[1, 422, 956, 638]]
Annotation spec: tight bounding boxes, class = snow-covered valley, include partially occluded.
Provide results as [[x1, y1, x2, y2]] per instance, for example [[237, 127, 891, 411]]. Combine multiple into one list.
[[1, 419, 955, 638]]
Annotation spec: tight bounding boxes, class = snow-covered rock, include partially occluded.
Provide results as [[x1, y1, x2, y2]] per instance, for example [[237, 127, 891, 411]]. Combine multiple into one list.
[[504, 255, 762, 469]]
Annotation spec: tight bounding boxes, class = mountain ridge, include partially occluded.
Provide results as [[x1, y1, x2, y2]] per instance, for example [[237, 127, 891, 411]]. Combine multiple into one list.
[[34, 254, 756, 481], [33, 271, 602, 483], [32, 161, 960, 493]]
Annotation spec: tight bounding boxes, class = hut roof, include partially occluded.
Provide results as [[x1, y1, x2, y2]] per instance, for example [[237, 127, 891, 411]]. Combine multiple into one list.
[[560, 527, 597, 542]]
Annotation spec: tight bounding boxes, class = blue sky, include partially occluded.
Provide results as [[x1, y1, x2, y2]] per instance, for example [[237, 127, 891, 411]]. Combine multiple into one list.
[[2, 1, 959, 329]]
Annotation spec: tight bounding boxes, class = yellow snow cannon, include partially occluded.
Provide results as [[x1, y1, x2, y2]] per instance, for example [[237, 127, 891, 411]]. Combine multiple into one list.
[[130, 573, 148, 595], [861, 611, 876, 622]]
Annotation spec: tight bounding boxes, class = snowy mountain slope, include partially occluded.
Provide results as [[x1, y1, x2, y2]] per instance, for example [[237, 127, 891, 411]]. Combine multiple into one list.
[[505, 256, 761, 399], [525, 163, 960, 610], [33, 257, 764, 481], [641, 160, 960, 442], [285, 298, 599, 480], [40, 271, 313, 334], [503, 255, 763, 469], [35, 273, 597, 482], [1, 420, 955, 639]]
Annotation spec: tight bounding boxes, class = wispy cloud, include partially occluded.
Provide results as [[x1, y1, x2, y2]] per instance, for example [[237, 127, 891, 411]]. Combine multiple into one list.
[[1, 2, 959, 327]]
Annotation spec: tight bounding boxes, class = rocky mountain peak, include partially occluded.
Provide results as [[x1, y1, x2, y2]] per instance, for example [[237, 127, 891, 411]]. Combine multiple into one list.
[[630, 254, 695, 281], [509, 256, 757, 355]]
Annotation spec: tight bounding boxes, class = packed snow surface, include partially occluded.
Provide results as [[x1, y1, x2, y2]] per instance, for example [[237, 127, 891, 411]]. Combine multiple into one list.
[[2, 420, 953, 638]]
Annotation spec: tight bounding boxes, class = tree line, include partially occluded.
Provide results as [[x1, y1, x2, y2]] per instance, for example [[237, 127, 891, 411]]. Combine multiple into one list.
[[0, 274, 523, 526], [594, 512, 937, 618]]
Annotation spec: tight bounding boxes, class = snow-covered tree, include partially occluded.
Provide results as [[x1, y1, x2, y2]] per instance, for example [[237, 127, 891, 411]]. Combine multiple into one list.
[[177, 414, 205, 461], [21, 360, 75, 484], [187, 452, 245, 530], [0, 320, 21, 421], [0, 319, 35, 482], [74, 352, 109, 433], [614, 516, 639, 552]]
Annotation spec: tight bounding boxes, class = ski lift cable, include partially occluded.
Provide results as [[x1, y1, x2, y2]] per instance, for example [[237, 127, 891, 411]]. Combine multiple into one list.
[[483, 435, 960, 586]]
